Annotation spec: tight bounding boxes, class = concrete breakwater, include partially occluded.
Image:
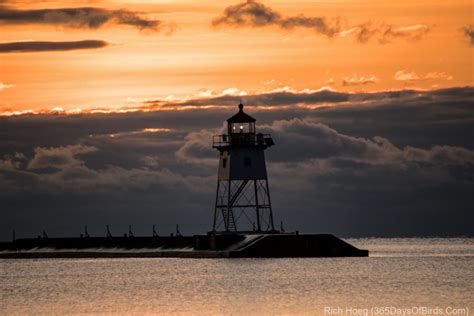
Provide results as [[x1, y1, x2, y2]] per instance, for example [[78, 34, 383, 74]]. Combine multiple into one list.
[[0, 233, 368, 258]]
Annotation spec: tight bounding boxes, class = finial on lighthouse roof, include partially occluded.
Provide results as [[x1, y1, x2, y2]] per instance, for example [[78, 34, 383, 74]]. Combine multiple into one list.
[[227, 100, 256, 123]]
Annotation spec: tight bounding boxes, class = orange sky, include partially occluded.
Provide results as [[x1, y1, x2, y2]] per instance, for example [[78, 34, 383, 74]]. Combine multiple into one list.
[[0, 0, 472, 114]]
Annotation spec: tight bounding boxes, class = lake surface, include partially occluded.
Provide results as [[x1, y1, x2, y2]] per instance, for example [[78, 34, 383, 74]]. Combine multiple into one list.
[[1, 238, 473, 315]]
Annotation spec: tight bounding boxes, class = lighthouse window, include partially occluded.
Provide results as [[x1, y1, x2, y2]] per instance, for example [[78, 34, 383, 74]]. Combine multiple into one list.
[[244, 157, 252, 167], [231, 122, 254, 134], [222, 158, 227, 168]]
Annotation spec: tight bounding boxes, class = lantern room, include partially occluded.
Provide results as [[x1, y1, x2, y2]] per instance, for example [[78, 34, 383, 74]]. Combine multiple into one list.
[[227, 103, 256, 135]]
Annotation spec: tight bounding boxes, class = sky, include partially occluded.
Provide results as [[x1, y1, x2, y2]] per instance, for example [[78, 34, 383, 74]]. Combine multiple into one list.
[[0, 0, 473, 240]]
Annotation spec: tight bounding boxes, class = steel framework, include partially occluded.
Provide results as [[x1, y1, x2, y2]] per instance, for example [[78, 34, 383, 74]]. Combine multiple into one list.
[[213, 178, 275, 232]]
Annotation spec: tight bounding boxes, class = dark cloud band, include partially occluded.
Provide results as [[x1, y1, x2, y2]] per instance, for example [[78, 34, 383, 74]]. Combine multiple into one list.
[[146, 87, 465, 109], [0, 6, 170, 32], [0, 40, 108, 53]]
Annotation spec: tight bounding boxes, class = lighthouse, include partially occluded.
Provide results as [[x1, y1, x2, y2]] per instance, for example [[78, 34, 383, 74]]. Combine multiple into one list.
[[212, 102, 276, 233]]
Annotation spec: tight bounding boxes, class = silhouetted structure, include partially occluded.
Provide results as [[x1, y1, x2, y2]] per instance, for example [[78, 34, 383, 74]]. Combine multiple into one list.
[[212, 103, 275, 232]]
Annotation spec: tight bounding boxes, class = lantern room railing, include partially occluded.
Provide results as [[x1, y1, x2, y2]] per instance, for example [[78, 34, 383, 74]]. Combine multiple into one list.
[[213, 133, 274, 149]]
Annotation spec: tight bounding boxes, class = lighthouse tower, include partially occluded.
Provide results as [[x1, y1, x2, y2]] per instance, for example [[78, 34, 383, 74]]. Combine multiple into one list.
[[212, 103, 276, 233]]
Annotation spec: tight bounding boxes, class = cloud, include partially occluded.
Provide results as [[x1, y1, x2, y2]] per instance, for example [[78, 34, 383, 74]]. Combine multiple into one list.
[[141, 156, 160, 168], [213, 1, 430, 43], [424, 72, 453, 80], [212, 0, 340, 37], [0, 152, 25, 170], [394, 70, 453, 82], [342, 23, 430, 44], [0, 82, 14, 90], [175, 129, 217, 166], [0, 40, 108, 53], [0, 6, 173, 32], [462, 25, 474, 45], [394, 70, 420, 81], [342, 74, 379, 86], [379, 24, 430, 44], [289, 120, 474, 166], [27, 145, 97, 170], [339, 23, 377, 43], [1, 143, 211, 193]]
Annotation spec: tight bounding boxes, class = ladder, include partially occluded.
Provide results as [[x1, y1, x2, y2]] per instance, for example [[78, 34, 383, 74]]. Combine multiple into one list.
[[223, 180, 249, 231], [222, 208, 237, 231]]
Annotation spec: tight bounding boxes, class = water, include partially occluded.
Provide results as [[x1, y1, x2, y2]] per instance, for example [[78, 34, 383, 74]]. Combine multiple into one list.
[[1, 238, 473, 315]]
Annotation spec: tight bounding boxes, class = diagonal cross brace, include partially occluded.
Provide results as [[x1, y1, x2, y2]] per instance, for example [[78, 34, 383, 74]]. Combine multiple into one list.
[[229, 180, 249, 206]]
